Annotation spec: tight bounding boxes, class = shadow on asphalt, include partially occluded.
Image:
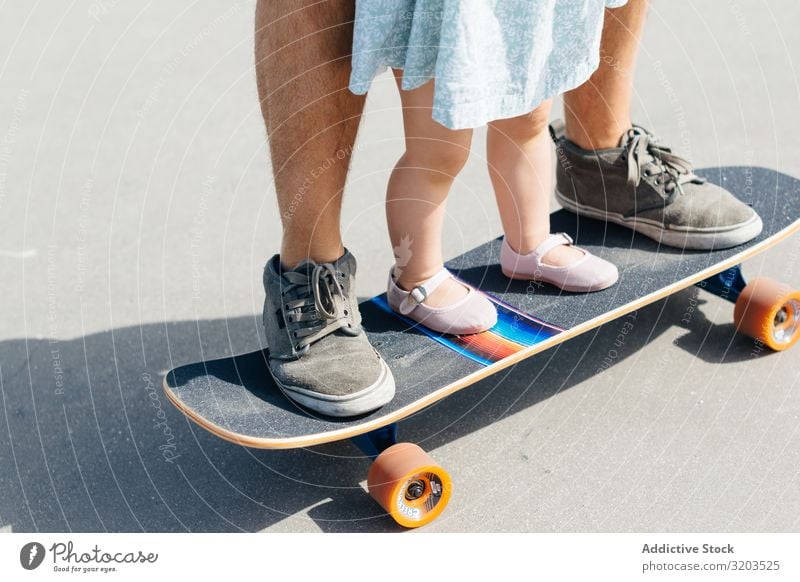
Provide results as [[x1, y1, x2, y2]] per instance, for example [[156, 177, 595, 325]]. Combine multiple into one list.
[[0, 288, 767, 533]]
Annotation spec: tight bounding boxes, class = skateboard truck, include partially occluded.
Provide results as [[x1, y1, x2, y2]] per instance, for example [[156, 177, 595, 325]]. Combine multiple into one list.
[[351, 423, 398, 460], [697, 265, 747, 303]]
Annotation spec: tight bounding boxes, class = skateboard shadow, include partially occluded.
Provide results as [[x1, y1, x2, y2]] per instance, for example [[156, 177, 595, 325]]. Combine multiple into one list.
[[0, 286, 772, 534]]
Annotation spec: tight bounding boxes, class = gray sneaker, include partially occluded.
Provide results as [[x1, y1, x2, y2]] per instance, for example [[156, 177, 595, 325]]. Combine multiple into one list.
[[262, 250, 395, 417], [550, 120, 763, 250]]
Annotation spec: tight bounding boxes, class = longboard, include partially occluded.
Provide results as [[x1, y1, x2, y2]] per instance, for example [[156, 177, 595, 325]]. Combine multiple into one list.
[[164, 166, 800, 527]]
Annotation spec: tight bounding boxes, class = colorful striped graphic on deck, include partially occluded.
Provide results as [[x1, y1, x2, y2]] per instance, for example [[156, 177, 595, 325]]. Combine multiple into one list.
[[370, 291, 564, 366]]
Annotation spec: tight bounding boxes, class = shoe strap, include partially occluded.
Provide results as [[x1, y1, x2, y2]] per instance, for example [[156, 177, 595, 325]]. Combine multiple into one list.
[[548, 119, 566, 144], [533, 233, 574, 260], [398, 268, 452, 315]]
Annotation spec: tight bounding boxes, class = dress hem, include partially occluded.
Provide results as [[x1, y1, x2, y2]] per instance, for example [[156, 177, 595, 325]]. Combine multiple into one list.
[[349, 56, 600, 130]]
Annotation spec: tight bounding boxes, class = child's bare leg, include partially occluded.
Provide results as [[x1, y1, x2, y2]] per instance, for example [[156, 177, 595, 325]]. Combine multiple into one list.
[[487, 101, 583, 266], [387, 70, 473, 308]]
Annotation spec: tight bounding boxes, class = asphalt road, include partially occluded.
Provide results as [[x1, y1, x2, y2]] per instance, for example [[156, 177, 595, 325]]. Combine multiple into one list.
[[1, 1, 799, 532]]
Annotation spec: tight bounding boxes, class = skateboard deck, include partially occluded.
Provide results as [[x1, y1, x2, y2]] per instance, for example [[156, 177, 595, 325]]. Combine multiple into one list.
[[164, 167, 800, 450]]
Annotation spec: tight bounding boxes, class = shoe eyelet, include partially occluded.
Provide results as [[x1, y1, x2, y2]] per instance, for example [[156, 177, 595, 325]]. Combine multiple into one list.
[[343, 309, 349, 316]]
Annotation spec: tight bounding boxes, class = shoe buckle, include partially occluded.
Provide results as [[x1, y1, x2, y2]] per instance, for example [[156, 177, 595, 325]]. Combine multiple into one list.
[[409, 286, 428, 305], [559, 232, 574, 245]]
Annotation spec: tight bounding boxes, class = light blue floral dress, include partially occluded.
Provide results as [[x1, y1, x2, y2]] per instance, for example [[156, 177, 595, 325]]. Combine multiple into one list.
[[349, 0, 628, 129]]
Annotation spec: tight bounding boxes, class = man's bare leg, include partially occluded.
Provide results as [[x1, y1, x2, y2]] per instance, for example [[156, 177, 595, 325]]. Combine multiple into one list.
[[255, 0, 364, 268], [554, 0, 762, 250], [563, 0, 649, 149], [255, 2, 395, 417]]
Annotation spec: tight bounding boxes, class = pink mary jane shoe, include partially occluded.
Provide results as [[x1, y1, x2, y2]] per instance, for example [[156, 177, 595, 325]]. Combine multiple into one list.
[[500, 233, 619, 292], [387, 267, 497, 335]]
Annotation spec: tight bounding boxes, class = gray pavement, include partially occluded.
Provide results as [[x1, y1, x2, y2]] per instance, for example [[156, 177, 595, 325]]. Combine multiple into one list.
[[1, 1, 799, 532]]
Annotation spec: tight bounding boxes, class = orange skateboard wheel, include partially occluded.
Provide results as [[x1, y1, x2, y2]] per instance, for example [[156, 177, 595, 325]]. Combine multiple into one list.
[[734, 277, 800, 351], [367, 443, 452, 528]]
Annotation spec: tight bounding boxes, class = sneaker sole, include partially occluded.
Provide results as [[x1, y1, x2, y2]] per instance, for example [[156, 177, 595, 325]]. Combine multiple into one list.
[[269, 356, 395, 418], [555, 189, 763, 251]]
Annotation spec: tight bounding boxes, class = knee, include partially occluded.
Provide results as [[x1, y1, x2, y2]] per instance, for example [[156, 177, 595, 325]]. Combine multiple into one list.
[[403, 139, 471, 178], [489, 105, 551, 143]]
